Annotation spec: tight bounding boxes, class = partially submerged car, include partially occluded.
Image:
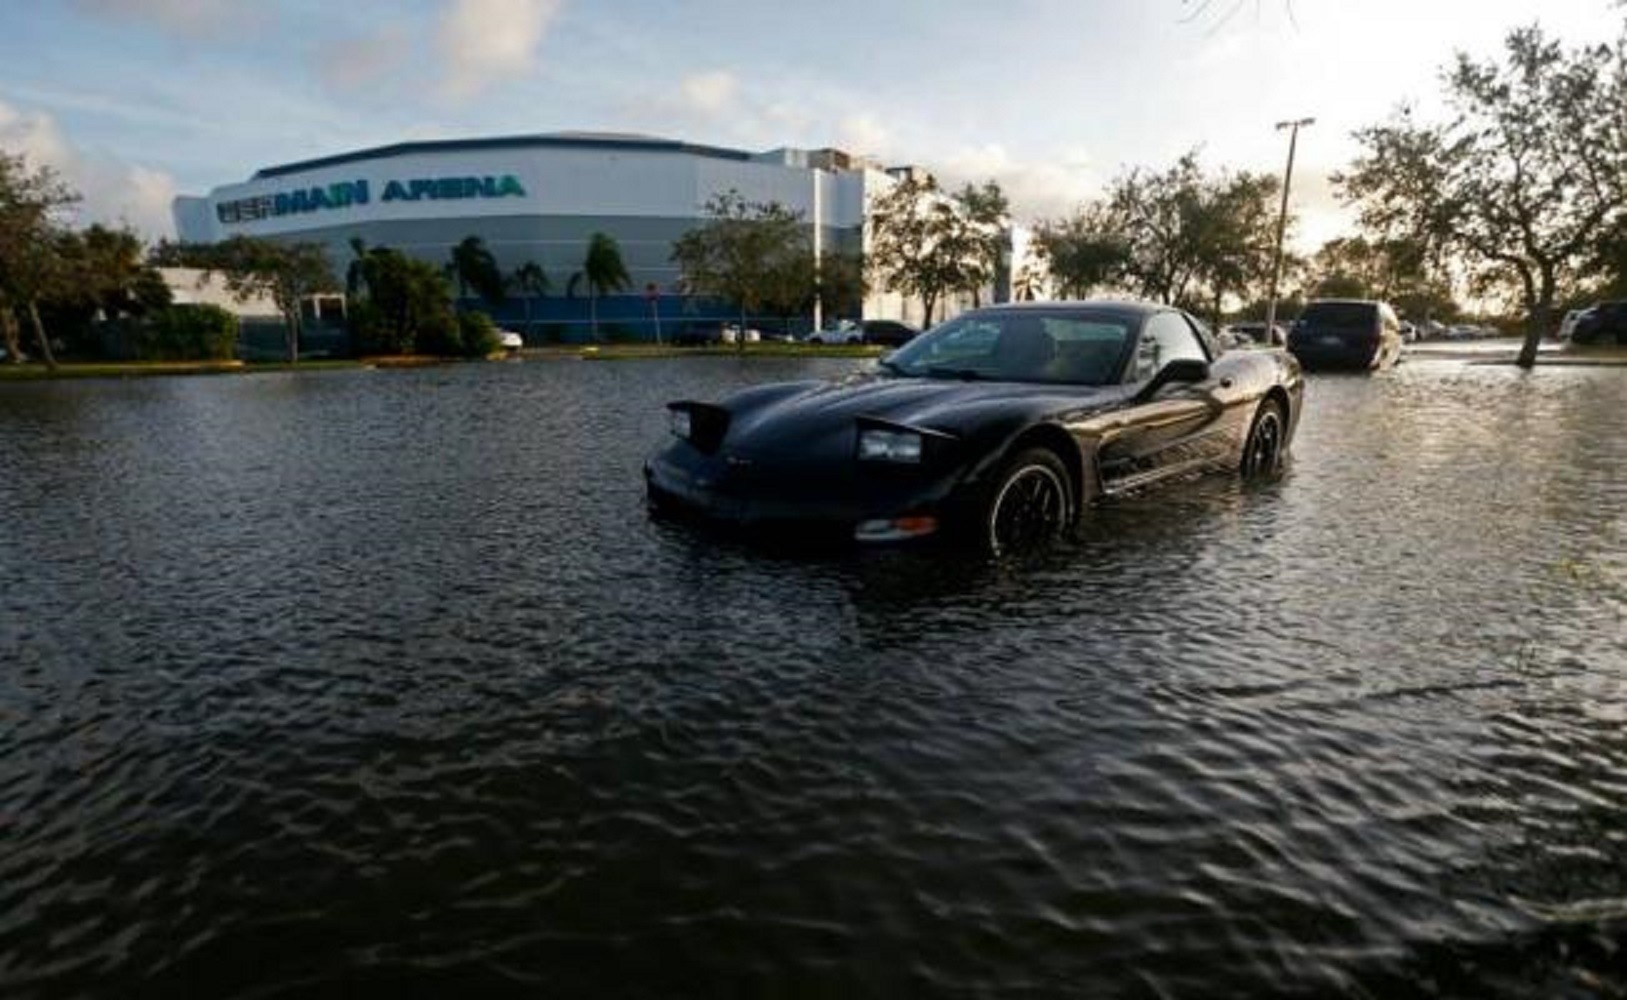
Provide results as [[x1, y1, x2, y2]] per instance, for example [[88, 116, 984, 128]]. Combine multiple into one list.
[[646, 301, 1304, 553], [1288, 299, 1404, 371], [1570, 301, 1627, 346]]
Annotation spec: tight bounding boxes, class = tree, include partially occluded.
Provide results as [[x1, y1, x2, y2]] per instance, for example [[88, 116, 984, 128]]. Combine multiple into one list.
[[0, 152, 78, 369], [577, 232, 631, 341], [867, 174, 976, 324], [1087, 151, 1281, 317], [449, 235, 506, 305], [671, 191, 814, 344], [948, 181, 1010, 307], [157, 235, 336, 363], [344, 244, 457, 355], [1035, 152, 1280, 321], [510, 260, 548, 336], [1032, 210, 1132, 298], [815, 250, 868, 322], [1337, 24, 1627, 366]]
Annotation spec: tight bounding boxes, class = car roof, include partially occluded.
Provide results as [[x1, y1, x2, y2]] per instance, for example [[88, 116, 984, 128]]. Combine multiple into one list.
[[969, 299, 1170, 320]]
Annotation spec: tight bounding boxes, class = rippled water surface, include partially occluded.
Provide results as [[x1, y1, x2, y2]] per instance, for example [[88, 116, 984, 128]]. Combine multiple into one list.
[[2, 357, 1624, 998]]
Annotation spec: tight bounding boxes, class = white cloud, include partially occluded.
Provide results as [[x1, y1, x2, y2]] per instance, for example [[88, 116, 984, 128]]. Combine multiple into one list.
[[69, 0, 263, 38], [933, 143, 1101, 222], [0, 98, 179, 239], [314, 26, 414, 93], [836, 114, 889, 157], [439, 0, 563, 100], [679, 71, 737, 114]]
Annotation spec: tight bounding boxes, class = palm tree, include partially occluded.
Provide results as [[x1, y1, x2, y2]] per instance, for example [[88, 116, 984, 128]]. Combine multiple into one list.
[[579, 232, 631, 341], [510, 261, 548, 338], [448, 235, 506, 305]]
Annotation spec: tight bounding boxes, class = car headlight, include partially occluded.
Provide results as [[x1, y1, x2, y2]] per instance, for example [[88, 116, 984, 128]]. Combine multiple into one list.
[[858, 427, 923, 463], [669, 407, 692, 440]]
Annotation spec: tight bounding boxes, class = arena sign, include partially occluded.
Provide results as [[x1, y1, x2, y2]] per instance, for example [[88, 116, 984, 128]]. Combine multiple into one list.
[[216, 174, 527, 224]]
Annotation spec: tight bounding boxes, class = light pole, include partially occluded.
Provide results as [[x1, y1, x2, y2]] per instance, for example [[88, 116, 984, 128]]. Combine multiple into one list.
[[1263, 117, 1313, 340]]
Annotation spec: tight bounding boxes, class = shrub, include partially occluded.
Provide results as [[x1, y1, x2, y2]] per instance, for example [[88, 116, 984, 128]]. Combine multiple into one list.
[[457, 310, 499, 357], [136, 304, 238, 360]]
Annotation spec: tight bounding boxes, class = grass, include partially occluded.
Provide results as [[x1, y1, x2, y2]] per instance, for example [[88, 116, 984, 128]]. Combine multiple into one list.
[[0, 343, 883, 381], [0, 358, 370, 380]]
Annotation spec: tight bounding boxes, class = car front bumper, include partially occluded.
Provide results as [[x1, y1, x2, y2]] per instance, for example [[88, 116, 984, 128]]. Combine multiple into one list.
[[644, 448, 966, 542]]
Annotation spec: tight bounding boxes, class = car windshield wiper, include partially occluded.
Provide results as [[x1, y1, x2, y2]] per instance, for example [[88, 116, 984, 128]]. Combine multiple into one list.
[[925, 366, 985, 381]]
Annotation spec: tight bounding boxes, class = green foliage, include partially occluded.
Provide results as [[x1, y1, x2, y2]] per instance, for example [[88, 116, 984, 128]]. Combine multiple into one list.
[[947, 181, 1010, 307], [449, 235, 506, 304], [1301, 235, 1458, 319], [671, 191, 814, 327], [817, 250, 868, 320], [1032, 212, 1133, 298], [0, 152, 79, 367], [455, 310, 499, 356], [1336, 24, 1627, 363], [346, 245, 457, 355], [135, 304, 238, 360], [577, 231, 631, 340], [582, 232, 632, 298], [866, 175, 1010, 322], [866, 175, 957, 324], [1033, 152, 1279, 321], [155, 235, 336, 362]]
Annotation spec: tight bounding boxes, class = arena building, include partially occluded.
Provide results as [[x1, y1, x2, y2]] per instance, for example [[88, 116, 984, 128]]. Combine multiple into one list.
[[173, 132, 950, 338]]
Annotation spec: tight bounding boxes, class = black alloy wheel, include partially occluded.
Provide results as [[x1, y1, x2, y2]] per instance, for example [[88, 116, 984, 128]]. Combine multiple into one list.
[[986, 448, 1072, 555], [1241, 399, 1286, 480]]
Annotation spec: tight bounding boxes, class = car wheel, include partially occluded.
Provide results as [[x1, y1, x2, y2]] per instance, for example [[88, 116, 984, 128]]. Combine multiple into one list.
[[984, 447, 1072, 555], [1240, 398, 1286, 480]]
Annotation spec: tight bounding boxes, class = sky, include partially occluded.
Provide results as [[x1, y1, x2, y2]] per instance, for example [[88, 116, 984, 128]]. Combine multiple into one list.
[[0, 0, 1619, 250]]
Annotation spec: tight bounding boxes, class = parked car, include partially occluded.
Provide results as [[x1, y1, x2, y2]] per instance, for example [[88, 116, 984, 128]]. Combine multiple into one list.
[[1570, 301, 1627, 345], [1557, 309, 1586, 341], [672, 323, 725, 346], [720, 324, 761, 344], [861, 319, 921, 347], [1288, 299, 1404, 371], [807, 321, 863, 345], [496, 329, 524, 352], [1221, 321, 1287, 348], [648, 301, 1304, 554]]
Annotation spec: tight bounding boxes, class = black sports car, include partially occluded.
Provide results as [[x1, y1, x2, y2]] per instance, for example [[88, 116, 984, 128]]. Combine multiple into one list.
[[646, 302, 1304, 553]]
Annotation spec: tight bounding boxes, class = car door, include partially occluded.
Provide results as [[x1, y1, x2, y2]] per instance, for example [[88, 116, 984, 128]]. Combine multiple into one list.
[[1096, 311, 1229, 492]]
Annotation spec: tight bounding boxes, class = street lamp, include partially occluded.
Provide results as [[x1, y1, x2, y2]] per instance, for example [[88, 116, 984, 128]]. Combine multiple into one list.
[[1263, 117, 1313, 343]]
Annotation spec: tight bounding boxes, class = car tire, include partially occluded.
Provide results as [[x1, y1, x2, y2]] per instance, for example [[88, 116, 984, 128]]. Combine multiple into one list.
[[1240, 398, 1287, 480], [984, 447, 1073, 555]]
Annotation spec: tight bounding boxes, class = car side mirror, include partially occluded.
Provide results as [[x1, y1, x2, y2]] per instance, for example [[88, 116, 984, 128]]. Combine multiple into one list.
[[1134, 357, 1210, 403]]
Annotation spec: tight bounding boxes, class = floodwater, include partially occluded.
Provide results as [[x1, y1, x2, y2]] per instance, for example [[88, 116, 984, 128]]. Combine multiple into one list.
[[1, 355, 1623, 998]]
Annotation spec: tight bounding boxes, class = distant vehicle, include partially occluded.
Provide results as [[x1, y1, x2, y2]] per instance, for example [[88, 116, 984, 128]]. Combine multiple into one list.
[[721, 324, 761, 344], [1445, 324, 1482, 340], [1222, 321, 1287, 348], [1398, 321, 1417, 343], [1288, 299, 1405, 371], [496, 329, 524, 352], [1557, 310, 1585, 341], [807, 321, 863, 345], [672, 323, 725, 346], [861, 319, 921, 347], [648, 301, 1304, 554], [1570, 301, 1627, 345]]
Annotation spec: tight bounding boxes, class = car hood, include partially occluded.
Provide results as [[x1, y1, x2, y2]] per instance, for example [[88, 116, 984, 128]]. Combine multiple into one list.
[[719, 374, 1124, 458]]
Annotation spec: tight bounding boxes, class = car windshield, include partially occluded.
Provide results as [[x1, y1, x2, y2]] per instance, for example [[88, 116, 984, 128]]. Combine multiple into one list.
[[883, 310, 1131, 385]]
